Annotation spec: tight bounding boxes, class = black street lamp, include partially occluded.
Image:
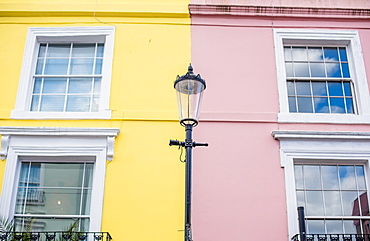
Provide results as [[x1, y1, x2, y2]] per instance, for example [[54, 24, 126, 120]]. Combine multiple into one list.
[[169, 64, 208, 241]]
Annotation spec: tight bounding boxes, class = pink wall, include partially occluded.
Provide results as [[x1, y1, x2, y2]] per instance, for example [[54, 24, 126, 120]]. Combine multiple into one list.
[[191, 5, 370, 241]]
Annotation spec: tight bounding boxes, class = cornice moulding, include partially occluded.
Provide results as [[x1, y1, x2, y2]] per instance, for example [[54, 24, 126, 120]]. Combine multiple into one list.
[[0, 126, 120, 136], [272, 130, 370, 140], [189, 4, 370, 19]]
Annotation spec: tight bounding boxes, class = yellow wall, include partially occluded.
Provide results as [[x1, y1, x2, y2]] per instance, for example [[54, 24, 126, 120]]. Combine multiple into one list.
[[0, 1, 190, 240]]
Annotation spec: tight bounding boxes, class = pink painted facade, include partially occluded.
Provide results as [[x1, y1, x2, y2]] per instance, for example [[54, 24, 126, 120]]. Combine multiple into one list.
[[190, 1, 370, 240]]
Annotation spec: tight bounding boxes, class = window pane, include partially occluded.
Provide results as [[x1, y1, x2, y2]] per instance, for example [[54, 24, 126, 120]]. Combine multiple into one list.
[[328, 82, 343, 96], [38, 44, 47, 57], [295, 165, 303, 189], [312, 82, 327, 96], [92, 95, 100, 112], [307, 220, 325, 234], [324, 191, 342, 216], [284, 46, 292, 61], [40, 96, 65, 111], [324, 47, 339, 61], [47, 44, 70, 57], [44, 59, 69, 75], [342, 191, 359, 216], [339, 47, 348, 61], [66, 96, 91, 112], [70, 59, 94, 75], [304, 165, 321, 189], [308, 47, 323, 61], [326, 220, 343, 234], [296, 82, 311, 96], [343, 82, 352, 96], [330, 98, 345, 113], [68, 78, 93, 93], [356, 166, 366, 190], [30, 95, 40, 111], [313, 97, 329, 113], [310, 63, 326, 77], [341, 63, 350, 78], [294, 63, 310, 77], [326, 63, 341, 77], [297, 97, 313, 113], [296, 190, 305, 207], [72, 43, 95, 57], [292, 47, 307, 61], [43, 78, 67, 93], [95, 59, 103, 75], [33, 78, 42, 94], [93, 78, 101, 93], [14, 217, 88, 232], [35, 59, 44, 75], [339, 166, 356, 190], [43, 163, 86, 187], [322, 166, 339, 189], [343, 220, 358, 234], [288, 97, 297, 112], [306, 191, 324, 215], [97, 43, 104, 57]]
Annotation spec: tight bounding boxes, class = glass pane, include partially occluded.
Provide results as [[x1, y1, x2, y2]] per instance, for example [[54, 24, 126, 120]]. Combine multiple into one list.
[[343, 82, 352, 96], [339, 166, 356, 189], [294, 63, 310, 77], [322, 166, 339, 189], [68, 78, 93, 93], [38, 44, 46, 57], [296, 82, 311, 96], [312, 82, 327, 96], [342, 191, 359, 216], [44, 59, 69, 75], [313, 97, 329, 113], [344, 220, 359, 234], [306, 191, 324, 215], [43, 163, 86, 187], [358, 191, 368, 217], [81, 189, 92, 215], [70, 59, 94, 75], [304, 165, 321, 189], [288, 97, 297, 112], [66, 96, 91, 112], [97, 43, 104, 57], [84, 164, 94, 188], [346, 98, 354, 114], [328, 82, 343, 96], [296, 190, 305, 207], [330, 98, 345, 113], [95, 59, 103, 75], [324, 191, 342, 216], [308, 47, 323, 61], [307, 220, 325, 234], [47, 44, 70, 57], [295, 165, 303, 189], [14, 217, 88, 232], [93, 78, 101, 93], [284, 46, 292, 61], [341, 63, 350, 78], [339, 47, 348, 62], [40, 96, 65, 111], [324, 47, 339, 61], [326, 220, 343, 234], [33, 78, 42, 93], [292, 47, 307, 61], [30, 95, 40, 111], [310, 63, 325, 77], [326, 63, 341, 77], [297, 97, 313, 113], [35, 59, 44, 75], [356, 166, 366, 190], [43, 78, 67, 93], [92, 95, 100, 112], [72, 43, 95, 57], [287, 81, 295, 95]]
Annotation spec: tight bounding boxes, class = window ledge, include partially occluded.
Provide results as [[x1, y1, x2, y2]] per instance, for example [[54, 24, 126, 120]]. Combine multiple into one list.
[[10, 110, 112, 120], [278, 113, 370, 124]]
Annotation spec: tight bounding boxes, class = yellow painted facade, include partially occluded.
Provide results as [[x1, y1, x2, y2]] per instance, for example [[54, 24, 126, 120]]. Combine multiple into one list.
[[0, 0, 191, 240]]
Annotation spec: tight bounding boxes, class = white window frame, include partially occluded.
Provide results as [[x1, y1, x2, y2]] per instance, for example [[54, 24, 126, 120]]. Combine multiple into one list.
[[272, 130, 370, 239], [273, 29, 370, 124], [11, 27, 115, 120], [0, 126, 120, 231]]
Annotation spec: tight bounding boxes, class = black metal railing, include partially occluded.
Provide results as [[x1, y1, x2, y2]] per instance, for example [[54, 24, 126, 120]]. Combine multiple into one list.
[[292, 233, 370, 241], [0, 232, 112, 241]]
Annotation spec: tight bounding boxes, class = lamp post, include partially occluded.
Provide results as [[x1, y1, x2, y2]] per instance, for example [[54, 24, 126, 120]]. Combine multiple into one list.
[[169, 64, 208, 241]]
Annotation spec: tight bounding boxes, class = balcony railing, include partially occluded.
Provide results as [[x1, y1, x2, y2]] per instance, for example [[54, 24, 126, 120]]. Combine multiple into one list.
[[292, 234, 370, 241], [0, 231, 112, 241]]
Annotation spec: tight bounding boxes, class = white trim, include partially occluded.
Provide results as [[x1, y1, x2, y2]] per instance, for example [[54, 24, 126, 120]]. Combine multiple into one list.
[[0, 127, 119, 232], [272, 130, 370, 239], [273, 29, 370, 124], [11, 27, 115, 120]]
